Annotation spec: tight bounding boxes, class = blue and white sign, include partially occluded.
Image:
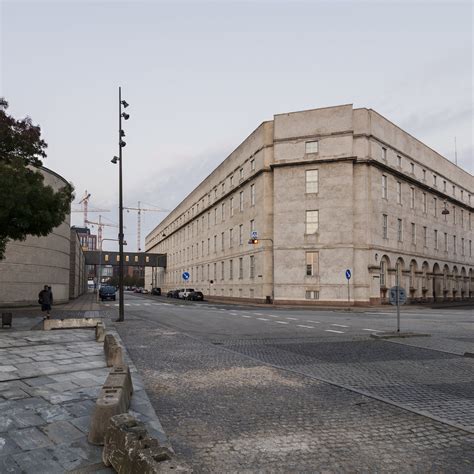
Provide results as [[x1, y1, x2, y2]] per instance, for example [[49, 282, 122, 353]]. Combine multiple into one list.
[[182, 271, 190, 281], [251, 231, 258, 239], [345, 269, 352, 280]]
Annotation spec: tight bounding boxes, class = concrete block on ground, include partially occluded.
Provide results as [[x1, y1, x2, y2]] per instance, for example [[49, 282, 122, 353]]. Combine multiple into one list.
[[103, 365, 133, 407], [2, 312, 12, 328], [95, 322, 106, 342], [370, 332, 431, 339], [102, 413, 189, 473], [43, 318, 102, 331], [103, 334, 124, 367]]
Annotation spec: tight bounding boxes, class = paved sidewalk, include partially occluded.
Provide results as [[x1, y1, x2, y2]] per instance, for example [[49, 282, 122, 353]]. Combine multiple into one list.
[[0, 320, 168, 472]]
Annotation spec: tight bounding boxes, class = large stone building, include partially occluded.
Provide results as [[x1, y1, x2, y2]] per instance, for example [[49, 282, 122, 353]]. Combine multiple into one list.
[[0, 167, 87, 307], [145, 104, 473, 305]]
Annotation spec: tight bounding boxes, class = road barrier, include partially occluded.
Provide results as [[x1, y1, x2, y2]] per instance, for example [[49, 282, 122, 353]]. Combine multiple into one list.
[[104, 333, 124, 367], [43, 317, 102, 330], [95, 321, 106, 342], [103, 413, 188, 473]]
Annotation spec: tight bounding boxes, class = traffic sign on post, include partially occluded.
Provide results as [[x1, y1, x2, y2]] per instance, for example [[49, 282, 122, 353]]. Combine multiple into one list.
[[345, 269, 351, 280], [389, 286, 406, 305], [251, 231, 258, 239], [182, 272, 190, 281]]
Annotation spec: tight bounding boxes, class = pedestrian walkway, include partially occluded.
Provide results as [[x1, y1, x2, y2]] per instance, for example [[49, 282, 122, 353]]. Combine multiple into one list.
[[0, 324, 168, 472], [58, 291, 102, 312]]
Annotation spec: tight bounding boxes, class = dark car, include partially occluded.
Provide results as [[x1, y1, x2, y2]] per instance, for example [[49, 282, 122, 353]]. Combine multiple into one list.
[[186, 291, 204, 301], [170, 289, 180, 298], [99, 286, 116, 301], [151, 287, 161, 296]]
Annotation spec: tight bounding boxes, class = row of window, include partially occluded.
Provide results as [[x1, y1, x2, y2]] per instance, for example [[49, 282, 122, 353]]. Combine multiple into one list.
[[382, 175, 472, 229], [379, 145, 471, 204], [382, 214, 472, 256]]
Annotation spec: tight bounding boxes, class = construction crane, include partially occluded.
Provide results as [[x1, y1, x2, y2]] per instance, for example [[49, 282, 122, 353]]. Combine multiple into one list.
[[72, 190, 109, 226], [124, 201, 169, 251], [85, 216, 122, 249]]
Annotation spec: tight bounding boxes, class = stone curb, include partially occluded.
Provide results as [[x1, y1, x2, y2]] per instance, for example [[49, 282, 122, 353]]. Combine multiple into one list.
[[370, 332, 431, 339], [43, 317, 102, 330]]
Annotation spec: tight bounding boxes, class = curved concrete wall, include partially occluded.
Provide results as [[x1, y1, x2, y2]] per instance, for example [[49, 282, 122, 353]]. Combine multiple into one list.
[[0, 167, 72, 307]]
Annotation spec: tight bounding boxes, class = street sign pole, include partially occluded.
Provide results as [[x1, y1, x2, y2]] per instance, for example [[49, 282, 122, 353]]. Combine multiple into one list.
[[396, 264, 400, 333], [345, 269, 351, 305]]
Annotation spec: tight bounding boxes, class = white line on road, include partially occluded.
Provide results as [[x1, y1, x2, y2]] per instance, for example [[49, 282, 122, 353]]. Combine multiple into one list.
[[325, 329, 344, 334], [114, 304, 119, 307], [257, 318, 269, 321], [286, 317, 298, 321], [331, 324, 348, 328], [241, 315, 252, 318], [306, 320, 320, 324], [362, 328, 381, 332], [297, 324, 314, 329], [274, 321, 289, 324], [267, 314, 279, 318], [143, 303, 151, 306], [125, 304, 130, 306], [253, 312, 264, 316]]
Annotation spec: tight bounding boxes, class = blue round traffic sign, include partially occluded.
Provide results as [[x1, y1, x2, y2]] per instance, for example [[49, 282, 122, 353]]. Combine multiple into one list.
[[345, 269, 352, 280], [182, 272, 190, 281]]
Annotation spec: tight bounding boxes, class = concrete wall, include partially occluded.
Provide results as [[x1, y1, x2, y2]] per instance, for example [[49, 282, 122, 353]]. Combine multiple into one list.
[[69, 229, 87, 299], [0, 167, 77, 307]]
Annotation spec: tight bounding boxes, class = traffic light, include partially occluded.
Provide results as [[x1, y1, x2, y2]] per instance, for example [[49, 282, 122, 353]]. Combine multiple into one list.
[[248, 238, 259, 245]]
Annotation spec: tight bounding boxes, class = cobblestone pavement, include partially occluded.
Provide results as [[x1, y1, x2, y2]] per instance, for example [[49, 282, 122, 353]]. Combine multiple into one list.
[[114, 315, 474, 473], [0, 321, 167, 473]]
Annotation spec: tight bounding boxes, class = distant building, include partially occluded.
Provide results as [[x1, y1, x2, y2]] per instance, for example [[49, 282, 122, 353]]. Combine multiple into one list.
[[72, 226, 98, 251], [145, 105, 473, 305]]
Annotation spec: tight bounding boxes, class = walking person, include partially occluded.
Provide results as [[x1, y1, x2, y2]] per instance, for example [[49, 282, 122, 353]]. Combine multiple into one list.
[[38, 285, 53, 319]]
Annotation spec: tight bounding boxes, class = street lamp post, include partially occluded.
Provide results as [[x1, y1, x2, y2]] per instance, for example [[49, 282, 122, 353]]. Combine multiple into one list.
[[111, 86, 130, 322]]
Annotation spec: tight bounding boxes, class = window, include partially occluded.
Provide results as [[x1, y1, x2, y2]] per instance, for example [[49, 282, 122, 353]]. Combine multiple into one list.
[[250, 255, 255, 278], [104, 254, 109, 262], [433, 197, 437, 217], [305, 210, 319, 234], [410, 187, 415, 209], [461, 210, 464, 227], [382, 147, 387, 160], [222, 183, 225, 195], [469, 240, 472, 257], [382, 175, 387, 199], [380, 261, 386, 286], [443, 180, 447, 192], [239, 258, 243, 279], [452, 185, 455, 196], [213, 262, 217, 279], [239, 168, 244, 180], [433, 175, 437, 186], [397, 181, 402, 204], [382, 214, 388, 239], [250, 219, 255, 233], [453, 235, 457, 254], [461, 238, 465, 256], [221, 261, 224, 280], [230, 197, 234, 216], [461, 190, 464, 201], [214, 208, 217, 225], [410, 162, 415, 174], [306, 252, 319, 276], [423, 226, 427, 246], [125, 255, 129, 262], [422, 169, 426, 180], [221, 232, 224, 250], [239, 224, 243, 245], [207, 238, 210, 255], [453, 206, 456, 224], [214, 189, 217, 200], [306, 169, 319, 193], [213, 235, 217, 252], [422, 193, 427, 213], [397, 219, 403, 242], [444, 232, 448, 252], [250, 159, 255, 171], [250, 184, 255, 206], [305, 141, 319, 154], [305, 290, 319, 300], [229, 259, 233, 279], [397, 155, 402, 167], [230, 175, 234, 187], [207, 212, 210, 228], [411, 223, 416, 244], [221, 202, 225, 221], [201, 241, 204, 257], [229, 228, 233, 247], [239, 191, 244, 211], [434, 230, 438, 250]]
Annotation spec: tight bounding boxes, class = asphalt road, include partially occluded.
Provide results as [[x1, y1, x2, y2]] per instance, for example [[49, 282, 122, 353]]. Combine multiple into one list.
[[108, 293, 474, 472]]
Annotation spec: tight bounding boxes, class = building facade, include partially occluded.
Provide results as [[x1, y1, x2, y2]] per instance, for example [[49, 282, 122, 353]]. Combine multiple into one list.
[[145, 105, 473, 305], [0, 167, 87, 307]]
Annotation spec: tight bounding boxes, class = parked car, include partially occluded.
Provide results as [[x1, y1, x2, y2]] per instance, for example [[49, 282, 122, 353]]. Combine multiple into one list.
[[151, 287, 161, 295], [186, 291, 204, 301], [142, 289, 149, 294], [166, 290, 175, 298], [99, 286, 116, 301], [178, 288, 195, 299]]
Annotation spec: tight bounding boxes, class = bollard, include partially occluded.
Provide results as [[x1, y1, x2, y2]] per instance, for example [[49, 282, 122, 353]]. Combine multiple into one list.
[[1, 312, 12, 328], [95, 321, 106, 342], [104, 334, 124, 367], [103, 365, 133, 408]]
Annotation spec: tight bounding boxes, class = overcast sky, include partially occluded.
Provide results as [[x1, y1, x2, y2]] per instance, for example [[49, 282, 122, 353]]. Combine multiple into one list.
[[1, 0, 472, 251]]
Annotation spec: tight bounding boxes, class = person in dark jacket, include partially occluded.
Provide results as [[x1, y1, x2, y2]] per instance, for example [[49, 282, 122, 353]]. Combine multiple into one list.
[[38, 285, 53, 319]]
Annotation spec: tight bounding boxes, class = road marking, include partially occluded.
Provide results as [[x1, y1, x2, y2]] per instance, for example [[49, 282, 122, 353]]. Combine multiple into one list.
[[297, 324, 314, 329], [229, 312, 239, 316], [267, 314, 279, 318], [286, 317, 298, 321], [257, 318, 269, 321], [241, 315, 252, 318], [143, 303, 151, 306], [362, 328, 381, 332], [125, 304, 130, 306], [331, 324, 348, 328], [325, 329, 344, 334], [274, 321, 289, 324], [114, 304, 119, 307], [254, 312, 264, 316], [306, 320, 320, 324]]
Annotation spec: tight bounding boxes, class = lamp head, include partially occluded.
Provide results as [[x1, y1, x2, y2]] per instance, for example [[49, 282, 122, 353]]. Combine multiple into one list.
[[120, 140, 126, 147], [120, 129, 126, 137], [121, 100, 129, 108], [122, 112, 130, 120], [111, 156, 119, 164]]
